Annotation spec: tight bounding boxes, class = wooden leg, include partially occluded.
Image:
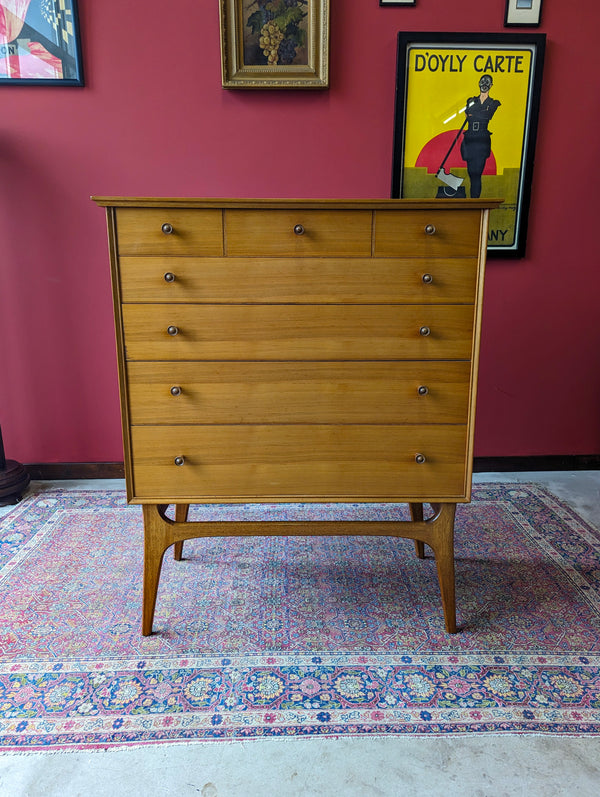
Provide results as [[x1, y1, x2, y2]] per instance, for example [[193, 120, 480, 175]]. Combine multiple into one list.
[[173, 505, 190, 560], [142, 504, 172, 636], [140, 501, 458, 636], [429, 503, 457, 634], [409, 503, 425, 558]]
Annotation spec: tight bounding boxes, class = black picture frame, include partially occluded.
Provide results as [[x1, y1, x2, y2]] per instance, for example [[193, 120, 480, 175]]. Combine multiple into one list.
[[505, 0, 543, 28], [380, 1, 417, 6], [0, 0, 84, 86], [391, 31, 546, 258]]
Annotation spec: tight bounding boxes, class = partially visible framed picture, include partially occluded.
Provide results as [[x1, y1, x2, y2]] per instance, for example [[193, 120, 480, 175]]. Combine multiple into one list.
[[220, 0, 329, 89], [392, 32, 546, 257], [0, 0, 84, 86], [505, 0, 543, 27], [380, 1, 416, 6]]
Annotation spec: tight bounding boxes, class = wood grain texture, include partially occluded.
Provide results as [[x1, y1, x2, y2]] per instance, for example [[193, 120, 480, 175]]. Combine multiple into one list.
[[374, 210, 481, 258], [130, 424, 468, 501], [118, 256, 478, 305], [126, 361, 471, 425], [225, 210, 372, 257], [121, 303, 476, 361], [93, 196, 502, 210], [115, 208, 223, 256]]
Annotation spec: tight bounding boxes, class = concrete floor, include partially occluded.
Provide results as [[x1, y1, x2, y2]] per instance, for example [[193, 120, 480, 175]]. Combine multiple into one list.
[[1, 472, 599, 797]]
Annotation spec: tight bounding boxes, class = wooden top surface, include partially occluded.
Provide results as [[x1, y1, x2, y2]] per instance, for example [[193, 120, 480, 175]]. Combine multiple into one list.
[[91, 196, 503, 210]]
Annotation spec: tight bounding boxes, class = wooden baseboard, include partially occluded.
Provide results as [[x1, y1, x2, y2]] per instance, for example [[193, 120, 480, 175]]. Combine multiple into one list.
[[23, 456, 600, 481], [24, 463, 125, 480], [472, 455, 600, 472]]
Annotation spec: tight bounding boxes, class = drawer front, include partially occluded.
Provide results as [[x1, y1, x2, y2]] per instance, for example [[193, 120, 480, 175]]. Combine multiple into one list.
[[121, 304, 475, 361], [130, 424, 468, 501], [374, 210, 481, 258], [118, 256, 477, 304], [225, 210, 372, 257], [115, 209, 223, 256], [127, 361, 471, 425]]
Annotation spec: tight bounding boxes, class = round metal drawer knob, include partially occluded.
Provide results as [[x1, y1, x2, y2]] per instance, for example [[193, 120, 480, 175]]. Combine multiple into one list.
[[419, 326, 431, 337], [161, 223, 174, 235], [417, 385, 429, 396], [293, 224, 305, 235], [164, 272, 176, 283], [415, 454, 427, 464], [170, 385, 182, 396], [424, 224, 436, 235], [174, 456, 185, 466], [167, 325, 179, 336], [422, 273, 433, 284]]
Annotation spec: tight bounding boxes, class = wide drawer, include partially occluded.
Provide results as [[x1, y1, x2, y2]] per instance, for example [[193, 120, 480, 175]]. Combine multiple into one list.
[[118, 256, 478, 304], [115, 208, 223, 256], [126, 361, 471, 424], [130, 424, 468, 501], [225, 210, 372, 257], [121, 304, 475, 361], [374, 210, 481, 258]]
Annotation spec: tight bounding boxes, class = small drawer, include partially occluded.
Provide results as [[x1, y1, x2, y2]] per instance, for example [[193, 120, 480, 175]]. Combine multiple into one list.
[[130, 424, 468, 502], [225, 209, 372, 257], [115, 208, 223, 256], [374, 210, 481, 258], [126, 361, 471, 425], [121, 304, 476, 361], [118, 256, 478, 304]]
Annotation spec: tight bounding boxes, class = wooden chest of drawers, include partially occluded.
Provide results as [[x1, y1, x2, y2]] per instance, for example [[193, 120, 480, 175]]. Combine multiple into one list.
[[94, 197, 500, 635]]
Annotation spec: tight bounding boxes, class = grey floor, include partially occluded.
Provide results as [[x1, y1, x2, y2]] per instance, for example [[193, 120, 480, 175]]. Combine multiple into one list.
[[1, 472, 599, 797]]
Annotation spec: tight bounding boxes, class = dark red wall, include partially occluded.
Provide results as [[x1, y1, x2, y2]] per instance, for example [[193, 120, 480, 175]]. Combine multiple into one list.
[[1, 1, 599, 463]]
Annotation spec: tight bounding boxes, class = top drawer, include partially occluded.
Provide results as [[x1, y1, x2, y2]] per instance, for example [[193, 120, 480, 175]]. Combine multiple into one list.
[[374, 210, 481, 258], [225, 209, 372, 257], [115, 209, 223, 256]]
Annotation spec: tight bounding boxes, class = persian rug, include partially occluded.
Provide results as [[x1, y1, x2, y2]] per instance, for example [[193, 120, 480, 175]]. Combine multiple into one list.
[[0, 484, 599, 751]]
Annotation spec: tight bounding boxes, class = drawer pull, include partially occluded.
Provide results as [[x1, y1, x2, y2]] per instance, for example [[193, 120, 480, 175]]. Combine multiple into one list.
[[161, 223, 174, 235], [417, 385, 429, 396], [170, 386, 182, 396], [422, 273, 433, 284], [293, 224, 305, 236], [424, 224, 436, 235], [415, 454, 427, 464], [164, 272, 176, 283], [174, 456, 186, 466], [419, 326, 431, 337], [167, 325, 179, 336]]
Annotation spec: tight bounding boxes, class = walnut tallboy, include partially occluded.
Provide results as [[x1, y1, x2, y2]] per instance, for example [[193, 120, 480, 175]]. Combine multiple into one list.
[[93, 197, 501, 635]]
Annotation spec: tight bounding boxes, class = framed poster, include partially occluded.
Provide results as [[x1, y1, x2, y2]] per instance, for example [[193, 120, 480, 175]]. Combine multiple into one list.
[[220, 0, 329, 89], [392, 32, 546, 257], [0, 0, 83, 85]]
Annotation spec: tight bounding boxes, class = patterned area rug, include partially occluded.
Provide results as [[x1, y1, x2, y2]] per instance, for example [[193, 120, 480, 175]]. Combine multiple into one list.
[[1, 484, 599, 751]]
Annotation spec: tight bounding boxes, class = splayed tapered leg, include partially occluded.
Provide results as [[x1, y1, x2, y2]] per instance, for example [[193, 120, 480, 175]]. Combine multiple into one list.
[[428, 503, 457, 634], [173, 505, 190, 560], [142, 504, 171, 636], [409, 503, 425, 559]]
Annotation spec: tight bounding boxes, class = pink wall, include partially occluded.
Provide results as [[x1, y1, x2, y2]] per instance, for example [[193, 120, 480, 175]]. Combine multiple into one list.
[[1, 1, 599, 463]]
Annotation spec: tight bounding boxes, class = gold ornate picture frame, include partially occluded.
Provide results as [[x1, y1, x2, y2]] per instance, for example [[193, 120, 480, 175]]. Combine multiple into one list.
[[219, 0, 329, 89]]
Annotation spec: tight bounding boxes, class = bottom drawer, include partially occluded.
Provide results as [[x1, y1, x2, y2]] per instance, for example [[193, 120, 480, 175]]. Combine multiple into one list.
[[130, 425, 468, 502]]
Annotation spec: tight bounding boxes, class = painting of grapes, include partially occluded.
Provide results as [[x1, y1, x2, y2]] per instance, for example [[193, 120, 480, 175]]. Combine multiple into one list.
[[243, 0, 308, 67], [220, 0, 328, 88]]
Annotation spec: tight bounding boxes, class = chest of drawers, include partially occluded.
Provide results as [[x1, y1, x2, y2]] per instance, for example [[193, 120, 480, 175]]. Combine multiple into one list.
[[94, 197, 500, 635]]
